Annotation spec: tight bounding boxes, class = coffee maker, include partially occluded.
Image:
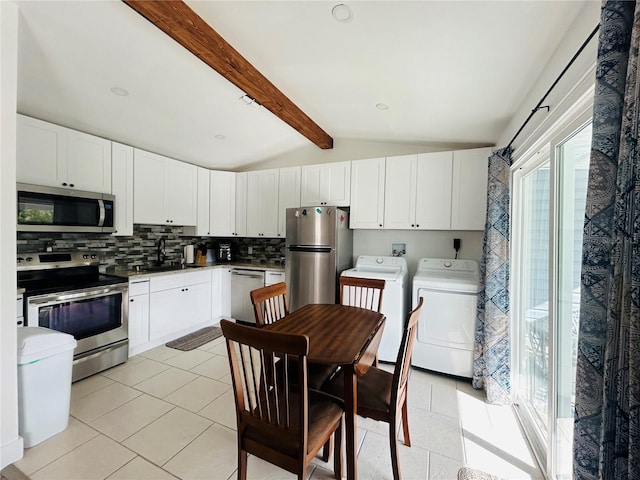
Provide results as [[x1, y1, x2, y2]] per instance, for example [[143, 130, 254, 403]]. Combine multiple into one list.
[[217, 242, 232, 262]]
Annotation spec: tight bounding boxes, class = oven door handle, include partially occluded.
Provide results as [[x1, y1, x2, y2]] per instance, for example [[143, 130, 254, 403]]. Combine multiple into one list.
[[28, 285, 128, 305]]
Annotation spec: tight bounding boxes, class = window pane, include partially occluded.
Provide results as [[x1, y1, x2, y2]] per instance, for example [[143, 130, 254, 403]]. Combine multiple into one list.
[[520, 160, 550, 435], [554, 122, 591, 479]]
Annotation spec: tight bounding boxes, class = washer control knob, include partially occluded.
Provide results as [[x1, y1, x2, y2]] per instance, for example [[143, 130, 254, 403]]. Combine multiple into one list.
[[376, 258, 383, 264], [444, 261, 452, 268]]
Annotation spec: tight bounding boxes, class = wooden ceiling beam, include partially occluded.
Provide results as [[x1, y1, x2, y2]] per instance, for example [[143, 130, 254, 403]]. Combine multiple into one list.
[[123, 0, 333, 149]]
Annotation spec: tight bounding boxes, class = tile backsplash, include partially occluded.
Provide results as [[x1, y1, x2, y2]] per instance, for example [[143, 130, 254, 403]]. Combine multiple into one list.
[[17, 225, 285, 271]]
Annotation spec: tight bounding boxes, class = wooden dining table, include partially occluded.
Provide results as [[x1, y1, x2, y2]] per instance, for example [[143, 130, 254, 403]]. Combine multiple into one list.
[[264, 303, 386, 480]]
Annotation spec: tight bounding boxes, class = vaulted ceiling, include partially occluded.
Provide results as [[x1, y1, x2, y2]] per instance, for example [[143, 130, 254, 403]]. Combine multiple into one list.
[[16, 1, 591, 170]]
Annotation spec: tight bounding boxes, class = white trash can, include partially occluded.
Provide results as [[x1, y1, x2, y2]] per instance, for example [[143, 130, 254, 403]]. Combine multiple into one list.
[[17, 327, 77, 447]]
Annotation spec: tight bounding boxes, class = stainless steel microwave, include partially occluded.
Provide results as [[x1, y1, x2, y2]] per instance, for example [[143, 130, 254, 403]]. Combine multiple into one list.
[[17, 183, 115, 233]]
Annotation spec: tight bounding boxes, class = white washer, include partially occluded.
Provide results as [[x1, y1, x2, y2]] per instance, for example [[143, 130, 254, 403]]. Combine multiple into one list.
[[341, 256, 408, 362], [412, 258, 480, 377]]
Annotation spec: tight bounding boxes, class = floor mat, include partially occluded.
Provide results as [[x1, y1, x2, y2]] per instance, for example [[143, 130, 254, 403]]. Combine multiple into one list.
[[165, 325, 222, 351]]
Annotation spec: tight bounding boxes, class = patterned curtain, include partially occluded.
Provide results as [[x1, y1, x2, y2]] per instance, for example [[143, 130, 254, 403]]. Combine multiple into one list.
[[573, 2, 640, 479], [472, 146, 512, 405]]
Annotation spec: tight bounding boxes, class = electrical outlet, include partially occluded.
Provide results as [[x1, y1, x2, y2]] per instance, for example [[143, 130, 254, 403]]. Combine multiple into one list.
[[248, 246, 253, 255]]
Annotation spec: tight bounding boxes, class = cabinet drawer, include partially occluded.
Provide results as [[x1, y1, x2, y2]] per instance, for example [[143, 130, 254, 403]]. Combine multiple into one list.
[[17, 295, 24, 319], [150, 273, 185, 293], [184, 269, 211, 286], [129, 279, 150, 296]]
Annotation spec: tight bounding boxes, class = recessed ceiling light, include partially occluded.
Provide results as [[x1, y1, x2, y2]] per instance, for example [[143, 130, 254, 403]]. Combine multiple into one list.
[[376, 103, 389, 110], [332, 4, 353, 23], [214, 134, 226, 140], [110, 87, 129, 97]]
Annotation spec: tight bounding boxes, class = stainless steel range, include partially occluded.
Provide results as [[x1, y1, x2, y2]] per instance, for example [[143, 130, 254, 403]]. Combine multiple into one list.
[[17, 251, 129, 382]]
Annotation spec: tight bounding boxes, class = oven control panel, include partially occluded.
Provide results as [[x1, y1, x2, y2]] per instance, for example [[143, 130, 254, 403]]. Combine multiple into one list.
[[17, 251, 100, 270]]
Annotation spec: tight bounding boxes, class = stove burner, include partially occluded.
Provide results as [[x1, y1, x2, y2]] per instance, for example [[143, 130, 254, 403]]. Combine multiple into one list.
[[17, 251, 126, 295]]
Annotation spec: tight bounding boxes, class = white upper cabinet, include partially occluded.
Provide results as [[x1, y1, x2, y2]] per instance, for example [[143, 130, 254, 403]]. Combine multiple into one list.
[[196, 167, 211, 236], [111, 143, 134, 236], [17, 114, 112, 193], [384, 152, 453, 230], [451, 147, 490, 230], [133, 148, 197, 226], [350, 157, 385, 229], [300, 161, 351, 206], [414, 151, 454, 229], [234, 172, 247, 237], [209, 170, 236, 236], [384, 154, 419, 229], [278, 166, 301, 237], [384, 149, 488, 230], [246, 169, 279, 238]]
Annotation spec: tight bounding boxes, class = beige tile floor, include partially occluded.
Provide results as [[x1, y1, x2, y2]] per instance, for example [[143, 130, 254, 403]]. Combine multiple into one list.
[[13, 335, 543, 480]]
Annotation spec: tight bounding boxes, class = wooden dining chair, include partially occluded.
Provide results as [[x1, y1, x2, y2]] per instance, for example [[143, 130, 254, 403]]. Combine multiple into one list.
[[340, 275, 386, 368], [250, 282, 289, 327], [339, 276, 385, 312], [321, 297, 424, 480], [220, 319, 343, 480], [250, 282, 338, 392]]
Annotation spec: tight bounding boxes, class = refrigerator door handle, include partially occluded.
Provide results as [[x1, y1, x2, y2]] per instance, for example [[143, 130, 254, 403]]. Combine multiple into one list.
[[288, 245, 332, 253]]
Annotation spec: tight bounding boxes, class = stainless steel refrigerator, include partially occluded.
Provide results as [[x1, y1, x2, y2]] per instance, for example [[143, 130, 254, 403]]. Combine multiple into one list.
[[285, 206, 353, 311]]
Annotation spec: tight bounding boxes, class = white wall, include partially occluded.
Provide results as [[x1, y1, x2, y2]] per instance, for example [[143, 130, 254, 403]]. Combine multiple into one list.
[[1, 0, 23, 468], [498, 1, 601, 152], [353, 229, 484, 276], [242, 137, 492, 171]]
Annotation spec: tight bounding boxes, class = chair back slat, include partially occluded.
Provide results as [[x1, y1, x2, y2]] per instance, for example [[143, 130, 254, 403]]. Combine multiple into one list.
[[339, 276, 385, 312], [250, 282, 290, 327], [393, 297, 423, 403]]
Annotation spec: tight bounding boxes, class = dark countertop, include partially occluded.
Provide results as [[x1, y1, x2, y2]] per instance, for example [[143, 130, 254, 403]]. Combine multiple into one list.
[[111, 261, 284, 279]]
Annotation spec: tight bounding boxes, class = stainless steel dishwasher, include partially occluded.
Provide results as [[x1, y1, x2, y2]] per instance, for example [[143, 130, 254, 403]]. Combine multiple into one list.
[[230, 268, 265, 324]]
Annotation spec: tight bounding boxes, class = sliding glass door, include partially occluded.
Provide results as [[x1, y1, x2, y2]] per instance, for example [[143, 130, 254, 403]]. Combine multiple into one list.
[[512, 116, 591, 479]]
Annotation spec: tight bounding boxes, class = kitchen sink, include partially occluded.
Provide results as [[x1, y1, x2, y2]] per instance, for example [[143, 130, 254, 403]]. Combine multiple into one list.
[[145, 265, 182, 272]]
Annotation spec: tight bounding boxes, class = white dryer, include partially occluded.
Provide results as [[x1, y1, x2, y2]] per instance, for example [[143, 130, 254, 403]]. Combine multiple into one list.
[[412, 258, 480, 377], [341, 256, 408, 362]]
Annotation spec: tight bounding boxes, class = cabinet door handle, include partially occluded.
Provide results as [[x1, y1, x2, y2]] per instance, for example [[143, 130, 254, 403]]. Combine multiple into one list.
[[411, 224, 415, 227], [416, 224, 420, 227], [62, 182, 67, 186], [130, 298, 134, 302], [70, 184, 75, 188]]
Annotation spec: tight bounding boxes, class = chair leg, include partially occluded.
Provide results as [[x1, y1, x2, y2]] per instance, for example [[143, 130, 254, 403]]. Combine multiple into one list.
[[401, 397, 411, 447], [389, 417, 402, 480], [322, 436, 333, 462], [334, 418, 343, 479], [238, 449, 248, 480]]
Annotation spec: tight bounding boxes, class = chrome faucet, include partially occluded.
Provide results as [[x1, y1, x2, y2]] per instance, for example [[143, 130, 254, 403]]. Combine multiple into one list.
[[157, 237, 166, 266]]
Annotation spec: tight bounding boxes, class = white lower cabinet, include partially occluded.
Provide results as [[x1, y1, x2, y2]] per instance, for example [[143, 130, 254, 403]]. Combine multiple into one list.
[[127, 270, 212, 352], [211, 267, 232, 319], [128, 278, 150, 355]]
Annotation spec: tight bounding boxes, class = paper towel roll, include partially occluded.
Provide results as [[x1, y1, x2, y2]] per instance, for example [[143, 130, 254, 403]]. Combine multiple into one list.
[[184, 245, 194, 264]]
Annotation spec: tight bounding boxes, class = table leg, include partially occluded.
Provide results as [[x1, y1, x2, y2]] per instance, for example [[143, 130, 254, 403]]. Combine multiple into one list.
[[344, 364, 357, 480]]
